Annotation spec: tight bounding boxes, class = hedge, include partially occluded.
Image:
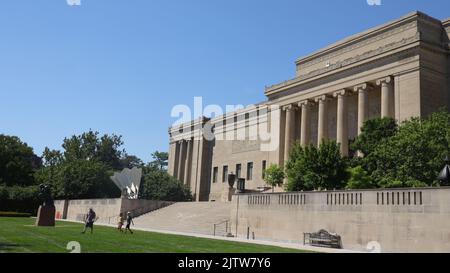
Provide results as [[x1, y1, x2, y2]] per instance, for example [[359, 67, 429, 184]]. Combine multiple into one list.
[[0, 185, 40, 215], [0, 211, 31, 217]]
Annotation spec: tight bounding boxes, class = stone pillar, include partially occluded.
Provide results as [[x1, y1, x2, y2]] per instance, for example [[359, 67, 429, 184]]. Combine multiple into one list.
[[172, 141, 180, 177], [283, 104, 294, 164], [315, 95, 329, 145], [354, 83, 371, 136], [183, 139, 192, 186], [299, 100, 312, 146], [177, 140, 185, 181], [376, 76, 394, 118], [334, 90, 349, 157]]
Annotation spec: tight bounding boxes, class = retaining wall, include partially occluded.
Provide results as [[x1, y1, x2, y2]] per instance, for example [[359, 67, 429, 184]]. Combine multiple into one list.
[[230, 187, 450, 252]]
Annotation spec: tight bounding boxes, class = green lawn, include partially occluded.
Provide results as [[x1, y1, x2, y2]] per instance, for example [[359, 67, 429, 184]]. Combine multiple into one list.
[[0, 217, 309, 253]]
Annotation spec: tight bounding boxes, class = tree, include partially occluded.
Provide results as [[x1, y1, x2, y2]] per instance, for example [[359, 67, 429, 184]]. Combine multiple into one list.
[[149, 151, 169, 170], [42, 147, 63, 168], [263, 164, 285, 192], [48, 160, 120, 199], [0, 135, 39, 186], [351, 117, 397, 156], [139, 165, 192, 201], [345, 166, 375, 189], [369, 110, 450, 187], [120, 154, 144, 169], [62, 130, 124, 170], [285, 140, 349, 191]]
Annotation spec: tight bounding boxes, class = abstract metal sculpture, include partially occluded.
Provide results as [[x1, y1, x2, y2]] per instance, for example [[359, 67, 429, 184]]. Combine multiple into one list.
[[438, 156, 450, 186], [110, 167, 142, 199]]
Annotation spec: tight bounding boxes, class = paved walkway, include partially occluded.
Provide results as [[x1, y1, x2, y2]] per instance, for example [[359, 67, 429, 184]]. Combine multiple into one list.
[[58, 218, 362, 253]]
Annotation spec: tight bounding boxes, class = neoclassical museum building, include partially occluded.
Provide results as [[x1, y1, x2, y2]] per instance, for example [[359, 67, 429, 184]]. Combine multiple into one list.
[[167, 11, 450, 202]]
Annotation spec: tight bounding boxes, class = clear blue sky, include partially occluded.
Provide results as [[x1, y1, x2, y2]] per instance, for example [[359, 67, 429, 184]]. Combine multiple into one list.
[[0, 0, 448, 162]]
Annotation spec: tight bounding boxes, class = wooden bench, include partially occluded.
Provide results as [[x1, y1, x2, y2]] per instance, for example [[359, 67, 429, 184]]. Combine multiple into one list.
[[304, 229, 342, 249]]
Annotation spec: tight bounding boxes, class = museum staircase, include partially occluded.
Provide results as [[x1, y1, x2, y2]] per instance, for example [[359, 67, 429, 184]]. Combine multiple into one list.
[[133, 201, 232, 236]]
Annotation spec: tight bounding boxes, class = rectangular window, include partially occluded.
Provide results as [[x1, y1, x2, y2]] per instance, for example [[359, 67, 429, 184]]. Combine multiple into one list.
[[262, 160, 267, 179], [212, 167, 218, 183], [247, 162, 253, 180], [222, 166, 228, 183], [236, 164, 242, 178]]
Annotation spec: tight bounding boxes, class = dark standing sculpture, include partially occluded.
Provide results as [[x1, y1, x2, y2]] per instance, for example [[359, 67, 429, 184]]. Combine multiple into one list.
[[228, 173, 236, 188], [438, 156, 450, 186], [225, 173, 237, 202], [35, 184, 56, 227]]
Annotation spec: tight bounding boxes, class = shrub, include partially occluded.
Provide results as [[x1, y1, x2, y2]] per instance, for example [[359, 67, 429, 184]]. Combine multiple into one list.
[[0, 211, 31, 217], [285, 140, 349, 191], [263, 164, 285, 192], [345, 166, 375, 189], [0, 185, 40, 215]]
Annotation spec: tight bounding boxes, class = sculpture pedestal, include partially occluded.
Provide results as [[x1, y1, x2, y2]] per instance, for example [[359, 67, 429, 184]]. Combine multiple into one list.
[[221, 187, 236, 202], [35, 205, 56, 227]]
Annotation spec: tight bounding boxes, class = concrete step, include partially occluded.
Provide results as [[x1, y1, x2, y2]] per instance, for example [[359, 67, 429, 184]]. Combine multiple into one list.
[[133, 202, 232, 236]]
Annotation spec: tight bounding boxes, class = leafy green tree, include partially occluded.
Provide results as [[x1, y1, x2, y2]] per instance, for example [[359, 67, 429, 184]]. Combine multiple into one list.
[[62, 130, 124, 170], [351, 117, 397, 156], [263, 164, 285, 192], [345, 166, 375, 189], [42, 147, 63, 167], [0, 135, 39, 186], [139, 165, 192, 201], [120, 154, 144, 169], [285, 140, 349, 191], [369, 110, 450, 187], [49, 160, 119, 199], [149, 151, 169, 170]]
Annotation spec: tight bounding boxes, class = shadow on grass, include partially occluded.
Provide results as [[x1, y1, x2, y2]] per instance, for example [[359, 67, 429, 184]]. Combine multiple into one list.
[[0, 242, 30, 252]]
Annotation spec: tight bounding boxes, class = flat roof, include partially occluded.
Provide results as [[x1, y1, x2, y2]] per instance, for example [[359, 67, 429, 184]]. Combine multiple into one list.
[[295, 11, 441, 66]]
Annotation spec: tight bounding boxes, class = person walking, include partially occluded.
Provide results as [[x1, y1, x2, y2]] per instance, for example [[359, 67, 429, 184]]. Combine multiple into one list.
[[117, 213, 124, 232], [124, 212, 134, 234], [81, 208, 97, 234]]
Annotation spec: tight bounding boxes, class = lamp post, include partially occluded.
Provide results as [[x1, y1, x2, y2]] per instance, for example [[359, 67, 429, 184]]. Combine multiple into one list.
[[438, 156, 450, 186]]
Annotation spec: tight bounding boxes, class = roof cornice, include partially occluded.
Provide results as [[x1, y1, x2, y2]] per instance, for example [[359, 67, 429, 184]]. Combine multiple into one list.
[[294, 11, 441, 66]]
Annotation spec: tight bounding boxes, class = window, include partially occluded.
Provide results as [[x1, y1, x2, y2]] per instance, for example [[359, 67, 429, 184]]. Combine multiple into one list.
[[247, 162, 253, 180], [262, 160, 267, 179], [212, 167, 218, 183], [236, 164, 242, 178], [222, 166, 228, 183]]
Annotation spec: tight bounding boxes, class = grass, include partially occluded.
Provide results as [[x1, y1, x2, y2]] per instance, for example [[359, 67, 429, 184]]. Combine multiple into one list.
[[0, 217, 310, 253]]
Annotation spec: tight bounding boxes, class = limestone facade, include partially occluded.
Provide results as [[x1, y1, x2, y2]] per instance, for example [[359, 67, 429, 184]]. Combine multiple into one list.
[[168, 12, 450, 201]]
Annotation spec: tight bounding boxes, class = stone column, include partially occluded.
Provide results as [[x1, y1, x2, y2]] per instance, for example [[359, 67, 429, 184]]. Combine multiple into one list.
[[177, 140, 185, 181], [376, 76, 394, 118], [299, 100, 312, 146], [354, 83, 371, 136], [283, 104, 294, 164], [172, 141, 180, 177], [183, 139, 192, 186], [334, 90, 349, 157], [315, 95, 329, 145]]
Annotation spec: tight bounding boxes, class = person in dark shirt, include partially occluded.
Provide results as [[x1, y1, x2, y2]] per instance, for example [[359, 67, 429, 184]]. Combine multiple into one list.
[[125, 212, 134, 234], [81, 208, 97, 234]]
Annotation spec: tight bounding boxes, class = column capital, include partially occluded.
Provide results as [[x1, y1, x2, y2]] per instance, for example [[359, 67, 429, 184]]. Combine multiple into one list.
[[354, 83, 373, 93], [282, 104, 295, 111], [333, 89, 351, 98], [298, 99, 314, 107], [314, 94, 332, 103], [376, 76, 393, 86]]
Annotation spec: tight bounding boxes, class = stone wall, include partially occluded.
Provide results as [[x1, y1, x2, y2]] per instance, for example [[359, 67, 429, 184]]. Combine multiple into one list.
[[230, 187, 450, 252], [54, 198, 173, 224]]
